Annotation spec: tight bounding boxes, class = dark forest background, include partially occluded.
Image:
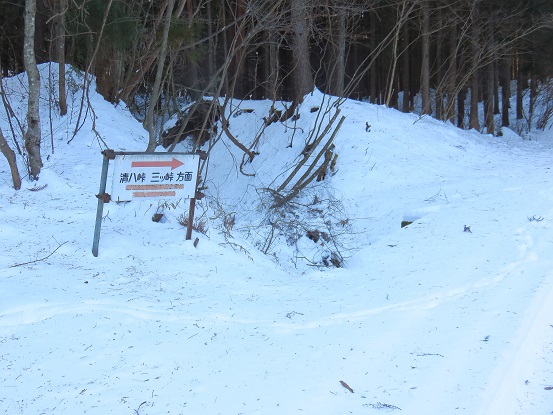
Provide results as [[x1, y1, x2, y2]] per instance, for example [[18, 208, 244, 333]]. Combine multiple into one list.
[[1, 0, 553, 185]]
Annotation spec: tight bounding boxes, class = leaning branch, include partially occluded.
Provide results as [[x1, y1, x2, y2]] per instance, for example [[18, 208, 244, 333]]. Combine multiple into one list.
[[219, 108, 258, 161]]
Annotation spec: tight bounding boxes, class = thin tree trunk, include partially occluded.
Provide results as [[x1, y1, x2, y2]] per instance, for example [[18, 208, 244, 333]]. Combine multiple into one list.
[[446, 23, 457, 123], [469, 3, 480, 131], [206, 0, 215, 94], [329, 8, 346, 97], [401, 24, 410, 113], [420, 0, 431, 115], [469, 69, 480, 130], [435, 13, 444, 121], [493, 61, 500, 115], [385, 1, 405, 108], [145, 0, 174, 152], [268, 31, 279, 101], [231, 0, 247, 98], [24, 0, 43, 180], [117, 0, 187, 103], [369, 12, 377, 104], [484, 16, 495, 135], [501, 57, 511, 127], [291, 0, 314, 103], [516, 60, 524, 120], [0, 126, 21, 190], [187, 0, 200, 99], [484, 62, 494, 134], [528, 74, 537, 130], [55, 0, 67, 116], [457, 87, 466, 128]]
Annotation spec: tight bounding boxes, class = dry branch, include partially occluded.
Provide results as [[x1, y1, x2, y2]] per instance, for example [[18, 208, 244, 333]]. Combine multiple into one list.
[[272, 115, 345, 207], [277, 108, 341, 192], [10, 242, 67, 268]]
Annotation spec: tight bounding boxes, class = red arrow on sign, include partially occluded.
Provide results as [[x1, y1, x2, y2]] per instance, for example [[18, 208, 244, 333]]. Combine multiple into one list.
[[131, 158, 184, 170]]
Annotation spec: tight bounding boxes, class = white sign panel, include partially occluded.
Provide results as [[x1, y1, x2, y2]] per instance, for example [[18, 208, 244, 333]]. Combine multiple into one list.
[[110, 153, 199, 201]]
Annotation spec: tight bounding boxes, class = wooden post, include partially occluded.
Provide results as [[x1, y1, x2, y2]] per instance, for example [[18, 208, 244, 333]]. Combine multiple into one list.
[[186, 197, 196, 240], [186, 151, 207, 240]]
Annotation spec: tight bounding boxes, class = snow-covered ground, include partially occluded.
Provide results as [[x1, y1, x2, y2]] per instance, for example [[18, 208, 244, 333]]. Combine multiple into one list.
[[1, 64, 552, 414]]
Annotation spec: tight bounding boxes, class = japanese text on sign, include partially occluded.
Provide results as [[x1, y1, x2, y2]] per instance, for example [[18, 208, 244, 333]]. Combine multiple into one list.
[[110, 154, 199, 201]]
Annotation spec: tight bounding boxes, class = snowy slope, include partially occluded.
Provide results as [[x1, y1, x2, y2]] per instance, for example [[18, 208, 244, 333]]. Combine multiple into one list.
[[0, 64, 552, 414]]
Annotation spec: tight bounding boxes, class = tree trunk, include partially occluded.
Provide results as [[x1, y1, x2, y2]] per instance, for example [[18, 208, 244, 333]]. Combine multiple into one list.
[[469, 69, 480, 130], [145, 0, 174, 152], [386, 1, 405, 108], [493, 60, 500, 115], [420, 0, 431, 115], [329, 8, 346, 97], [500, 57, 511, 127], [457, 87, 466, 129], [401, 24, 410, 113], [24, 0, 43, 180], [0, 126, 21, 190], [446, 23, 457, 123], [369, 12, 377, 104], [117, 0, 187, 104], [267, 31, 280, 101], [187, 0, 201, 100], [435, 13, 444, 121], [231, 0, 247, 98], [484, 14, 495, 135], [469, 4, 480, 131], [528, 74, 537, 130], [206, 0, 215, 95], [516, 52, 524, 120], [55, 0, 67, 116], [484, 62, 494, 135], [291, 0, 314, 103]]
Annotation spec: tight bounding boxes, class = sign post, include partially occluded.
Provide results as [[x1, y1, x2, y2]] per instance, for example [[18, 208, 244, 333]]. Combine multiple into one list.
[[92, 150, 205, 257], [92, 152, 111, 257]]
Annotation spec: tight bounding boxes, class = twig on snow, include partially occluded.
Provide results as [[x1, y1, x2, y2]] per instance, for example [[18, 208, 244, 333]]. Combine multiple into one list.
[[366, 402, 402, 410], [134, 401, 148, 415], [9, 241, 67, 268]]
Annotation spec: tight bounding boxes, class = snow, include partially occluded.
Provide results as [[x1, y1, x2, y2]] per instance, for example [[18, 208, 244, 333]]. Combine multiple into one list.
[[1, 64, 552, 414]]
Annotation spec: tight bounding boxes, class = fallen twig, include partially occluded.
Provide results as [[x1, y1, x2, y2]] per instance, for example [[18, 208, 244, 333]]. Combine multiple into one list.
[[134, 401, 147, 415], [10, 242, 67, 268], [367, 402, 401, 410]]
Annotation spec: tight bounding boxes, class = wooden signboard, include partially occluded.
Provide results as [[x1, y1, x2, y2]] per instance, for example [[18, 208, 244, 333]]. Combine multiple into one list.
[[92, 150, 205, 257]]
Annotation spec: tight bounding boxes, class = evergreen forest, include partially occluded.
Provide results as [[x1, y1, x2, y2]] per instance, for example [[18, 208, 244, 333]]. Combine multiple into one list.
[[1, 0, 553, 185]]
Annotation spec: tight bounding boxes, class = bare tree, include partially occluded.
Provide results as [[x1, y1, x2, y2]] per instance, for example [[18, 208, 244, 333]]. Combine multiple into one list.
[[420, 0, 432, 115], [55, 0, 67, 116], [500, 56, 510, 127], [145, 0, 175, 152], [23, 0, 43, 180], [445, 20, 458, 123], [325, 0, 348, 97], [46, 0, 67, 115], [291, 0, 314, 102], [116, 0, 188, 104], [385, 0, 417, 108], [0, 125, 21, 189], [401, 22, 411, 113]]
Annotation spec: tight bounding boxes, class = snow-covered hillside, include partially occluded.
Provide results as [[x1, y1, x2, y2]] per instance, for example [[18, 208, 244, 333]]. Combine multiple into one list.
[[1, 64, 552, 414]]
